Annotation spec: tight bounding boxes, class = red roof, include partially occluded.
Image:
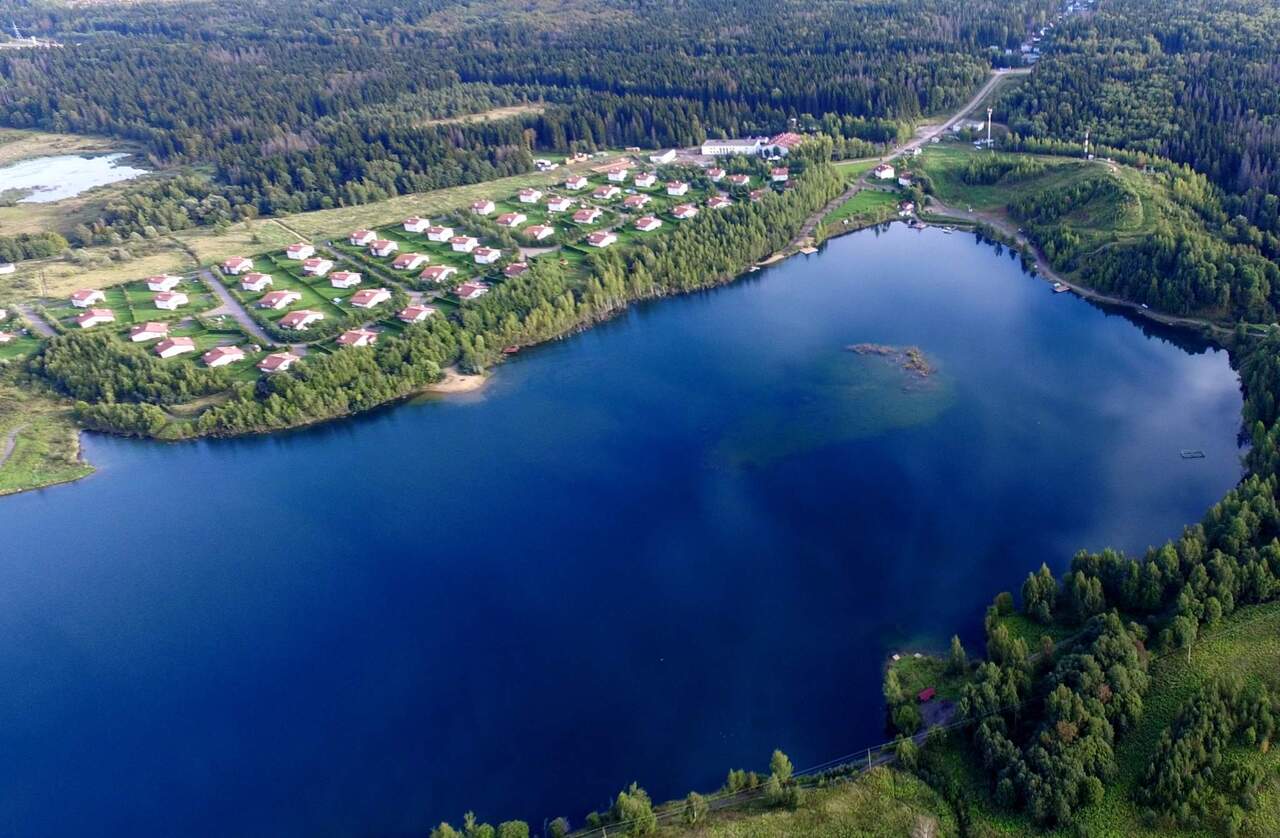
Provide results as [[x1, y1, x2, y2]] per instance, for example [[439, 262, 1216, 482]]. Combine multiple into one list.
[[918, 687, 936, 702]]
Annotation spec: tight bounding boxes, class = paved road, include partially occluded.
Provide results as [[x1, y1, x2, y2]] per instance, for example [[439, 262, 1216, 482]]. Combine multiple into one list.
[[14, 303, 55, 337], [197, 268, 273, 345]]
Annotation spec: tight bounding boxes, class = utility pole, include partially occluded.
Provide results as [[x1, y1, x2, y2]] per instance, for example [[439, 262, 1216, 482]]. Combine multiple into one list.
[[1084, 127, 1090, 159], [986, 107, 993, 148]]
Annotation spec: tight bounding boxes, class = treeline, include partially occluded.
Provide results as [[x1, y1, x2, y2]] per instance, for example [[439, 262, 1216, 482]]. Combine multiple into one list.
[[959, 154, 1047, 186], [49, 159, 842, 439], [0, 231, 68, 262], [1138, 675, 1277, 832]]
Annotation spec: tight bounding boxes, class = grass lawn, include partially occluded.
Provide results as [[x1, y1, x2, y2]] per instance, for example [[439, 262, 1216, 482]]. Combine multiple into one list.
[[915, 145, 1092, 213], [2, 244, 196, 305], [821, 189, 899, 227], [0, 380, 93, 496], [0, 334, 40, 362]]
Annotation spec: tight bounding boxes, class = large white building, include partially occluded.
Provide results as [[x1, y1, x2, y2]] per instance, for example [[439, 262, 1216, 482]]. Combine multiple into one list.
[[700, 138, 766, 157]]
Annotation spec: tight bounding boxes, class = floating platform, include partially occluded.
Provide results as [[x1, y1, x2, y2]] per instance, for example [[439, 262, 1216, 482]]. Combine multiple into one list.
[[799, 246, 819, 254], [1180, 450, 1206, 459], [1052, 282, 1070, 293]]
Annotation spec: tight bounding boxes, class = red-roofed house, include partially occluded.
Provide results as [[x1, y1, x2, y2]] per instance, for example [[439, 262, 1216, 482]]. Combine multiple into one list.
[[146, 274, 182, 292], [518, 188, 543, 204], [496, 212, 526, 228], [403, 217, 431, 234], [564, 175, 589, 191], [70, 288, 105, 308], [337, 328, 378, 348], [202, 345, 246, 368], [471, 199, 496, 215], [524, 224, 555, 241], [450, 236, 479, 253], [607, 166, 630, 183], [666, 181, 689, 196], [672, 203, 699, 220], [75, 308, 115, 328], [398, 304, 436, 324], [771, 167, 790, 182], [349, 229, 376, 247], [155, 337, 196, 359], [420, 265, 458, 283], [546, 196, 575, 212], [426, 225, 454, 242], [392, 253, 429, 271], [587, 231, 618, 248], [592, 185, 621, 201], [707, 167, 726, 182], [279, 309, 325, 330], [221, 256, 254, 275], [240, 273, 273, 292], [623, 194, 651, 209], [129, 321, 169, 342], [258, 290, 302, 310], [154, 291, 189, 310], [258, 352, 300, 374], [727, 174, 750, 187], [473, 246, 502, 265], [634, 216, 663, 232], [285, 242, 315, 260], [329, 271, 363, 289], [708, 195, 733, 210], [634, 172, 657, 189], [504, 262, 529, 278], [749, 189, 767, 202], [350, 288, 392, 309], [369, 240, 398, 258], [572, 208, 602, 225], [769, 131, 805, 153], [455, 281, 490, 301], [302, 257, 333, 277], [873, 163, 895, 180]]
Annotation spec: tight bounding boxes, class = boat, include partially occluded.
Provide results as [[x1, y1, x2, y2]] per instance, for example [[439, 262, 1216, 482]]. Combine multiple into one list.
[[941, 227, 953, 234], [1180, 450, 1206, 460], [502, 345, 520, 355]]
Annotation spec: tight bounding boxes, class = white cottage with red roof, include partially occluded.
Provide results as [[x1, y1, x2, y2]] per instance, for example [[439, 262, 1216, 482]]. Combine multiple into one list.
[[240, 272, 273, 292], [70, 288, 105, 308], [392, 253, 430, 271], [350, 288, 392, 309], [426, 225, 454, 242], [403, 217, 431, 234], [398, 304, 436, 324], [285, 242, 315, 260], [258, 352, 300, 373], [473, 247, 502, 265], [155, 337, 196, 359], [258, 290, 302, 310], [146, 274, 182, 293], [666, 181, 690, 196], [634, 216, 663, 232], [349, 229, 376, 246], [337, 328, 378, 348], [420, 265, 458, 283], [672, 203, 699, 220], [455, 281, 490, 301], [587, 231, 618, 248], [573, 208, 602, 224], [592, 185, 621, 201], [525, 224, 555, 241], [280, 309, 325, 330], [154, 291, 189, 310], [471, 199, 496, 215], [450, 236, 479, 253], [634, 172, 657, 188], [75, 308, 115, 328], [518, 188, 543, 204], [496, 212, 526, 228], [221, 257, 254, 275], [564, 175, 589, 190], [129, 321, 169, 342], [203, 345, 246, 368], [504, 262, 529, 278], [329, 271, 363, 289], [546, 196, 575, 212], [370, 240, 398, 258], [302, 257, 333, 276]]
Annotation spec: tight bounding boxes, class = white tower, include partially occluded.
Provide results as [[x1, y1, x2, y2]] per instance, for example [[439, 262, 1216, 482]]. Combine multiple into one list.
[[986, 108, 993, 147], [1084, 128, 1090, 159]]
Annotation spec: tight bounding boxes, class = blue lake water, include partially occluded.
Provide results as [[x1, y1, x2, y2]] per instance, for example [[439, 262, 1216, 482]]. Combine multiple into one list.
[[0, 152, 148, 202], [0, 225, 1245, 835]]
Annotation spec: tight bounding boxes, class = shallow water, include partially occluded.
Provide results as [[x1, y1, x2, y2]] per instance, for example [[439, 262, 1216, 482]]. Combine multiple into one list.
[[0, 225, 1245, 835], [0, 152, 148, 202]]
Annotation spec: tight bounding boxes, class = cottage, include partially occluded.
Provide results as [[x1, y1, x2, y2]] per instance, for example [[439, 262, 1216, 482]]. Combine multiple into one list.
[[155, 337, 196, 359], [302, 257, 334, 277], [285, 242, 315, 260], [727, 174, 750, 187], [633, 172, 658, 189], [649, 149, 677, 165], [573, 208, 602, 224], [771, 167, 790, 183], [897, 172, 914, 187], [403, 217, 431, 234], [350, 288, 392, 309], [146, 274, 182, 293], [623, 194, 651, 209], [329, 271, 363, 289], [607, 166, 630, 183], [392, 254, 428, 272], [426, 225, 454, 242], [70, 289, 106, 308], [471, 199, 496, 215], [129, 321, 170, 342], [75, 308, 115, 329], [634, 216, 663, 232], [420, 265, 458, 283], [258, 352, 300, 374], [768, 132, 805, 155], [504, 261, 530, 278], [455, 281, 490, 301], [473, 246, 502, 265], [154, 291, 189, 310], [496, 212, 527, 228], [707, 195, 733, 210], [666, 181, 690, 196], [524, 224, 555, 241], [337, 328, 378, 348], [258, 290, 302, 310], [202, 345, 246, 368], [279, 309, 325, 330], [671, 203, 699, 220], [221, 256, 254, 275], [240, 272, 273, 292], [546, 196, 575, 212], [349, 229, 376, 246], [749, 189, 767, 202], [592, 185, 621, 200], [398, 304, 436, 324], [898, 200, 915, 216], [872, 163, 896, 180], [518, 187, 544, 204], [564, 175, 589, 190], [450, 236, 479, 253], [707, 167, 726, 183], [369, 239, 398, 258], [587, 231, 618, 248]]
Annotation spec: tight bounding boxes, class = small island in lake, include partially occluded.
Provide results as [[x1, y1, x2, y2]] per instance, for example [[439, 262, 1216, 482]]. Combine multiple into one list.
[[846, 343, 936, 380]]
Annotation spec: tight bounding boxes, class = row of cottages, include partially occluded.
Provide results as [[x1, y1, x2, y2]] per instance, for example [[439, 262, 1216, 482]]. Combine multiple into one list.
[[285, 242, 315, 261], [75, 308, 115, 328], [280, 309, 324, 330], [456, 281, 490, 301], [420, 265, 458, 283]]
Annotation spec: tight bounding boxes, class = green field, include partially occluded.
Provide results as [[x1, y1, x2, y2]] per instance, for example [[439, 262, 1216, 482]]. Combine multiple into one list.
[[0, 380, 94, 496], [821, 189, 899, 228]]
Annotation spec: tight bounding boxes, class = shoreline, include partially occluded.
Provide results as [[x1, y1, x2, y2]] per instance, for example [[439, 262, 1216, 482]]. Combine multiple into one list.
[[423, 367, 487, 394]]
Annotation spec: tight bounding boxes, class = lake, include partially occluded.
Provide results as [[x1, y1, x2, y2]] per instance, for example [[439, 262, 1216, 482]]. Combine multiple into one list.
[[0, 152, 148, 202], [0, 225, 1245, 835]]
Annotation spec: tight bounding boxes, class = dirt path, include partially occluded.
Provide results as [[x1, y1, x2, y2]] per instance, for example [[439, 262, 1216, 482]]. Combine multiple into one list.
[[0, 424, 23, 469], [197, 268, 273, 345], [14, 303, 55, 337], [894, 69, 1028, 157]]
